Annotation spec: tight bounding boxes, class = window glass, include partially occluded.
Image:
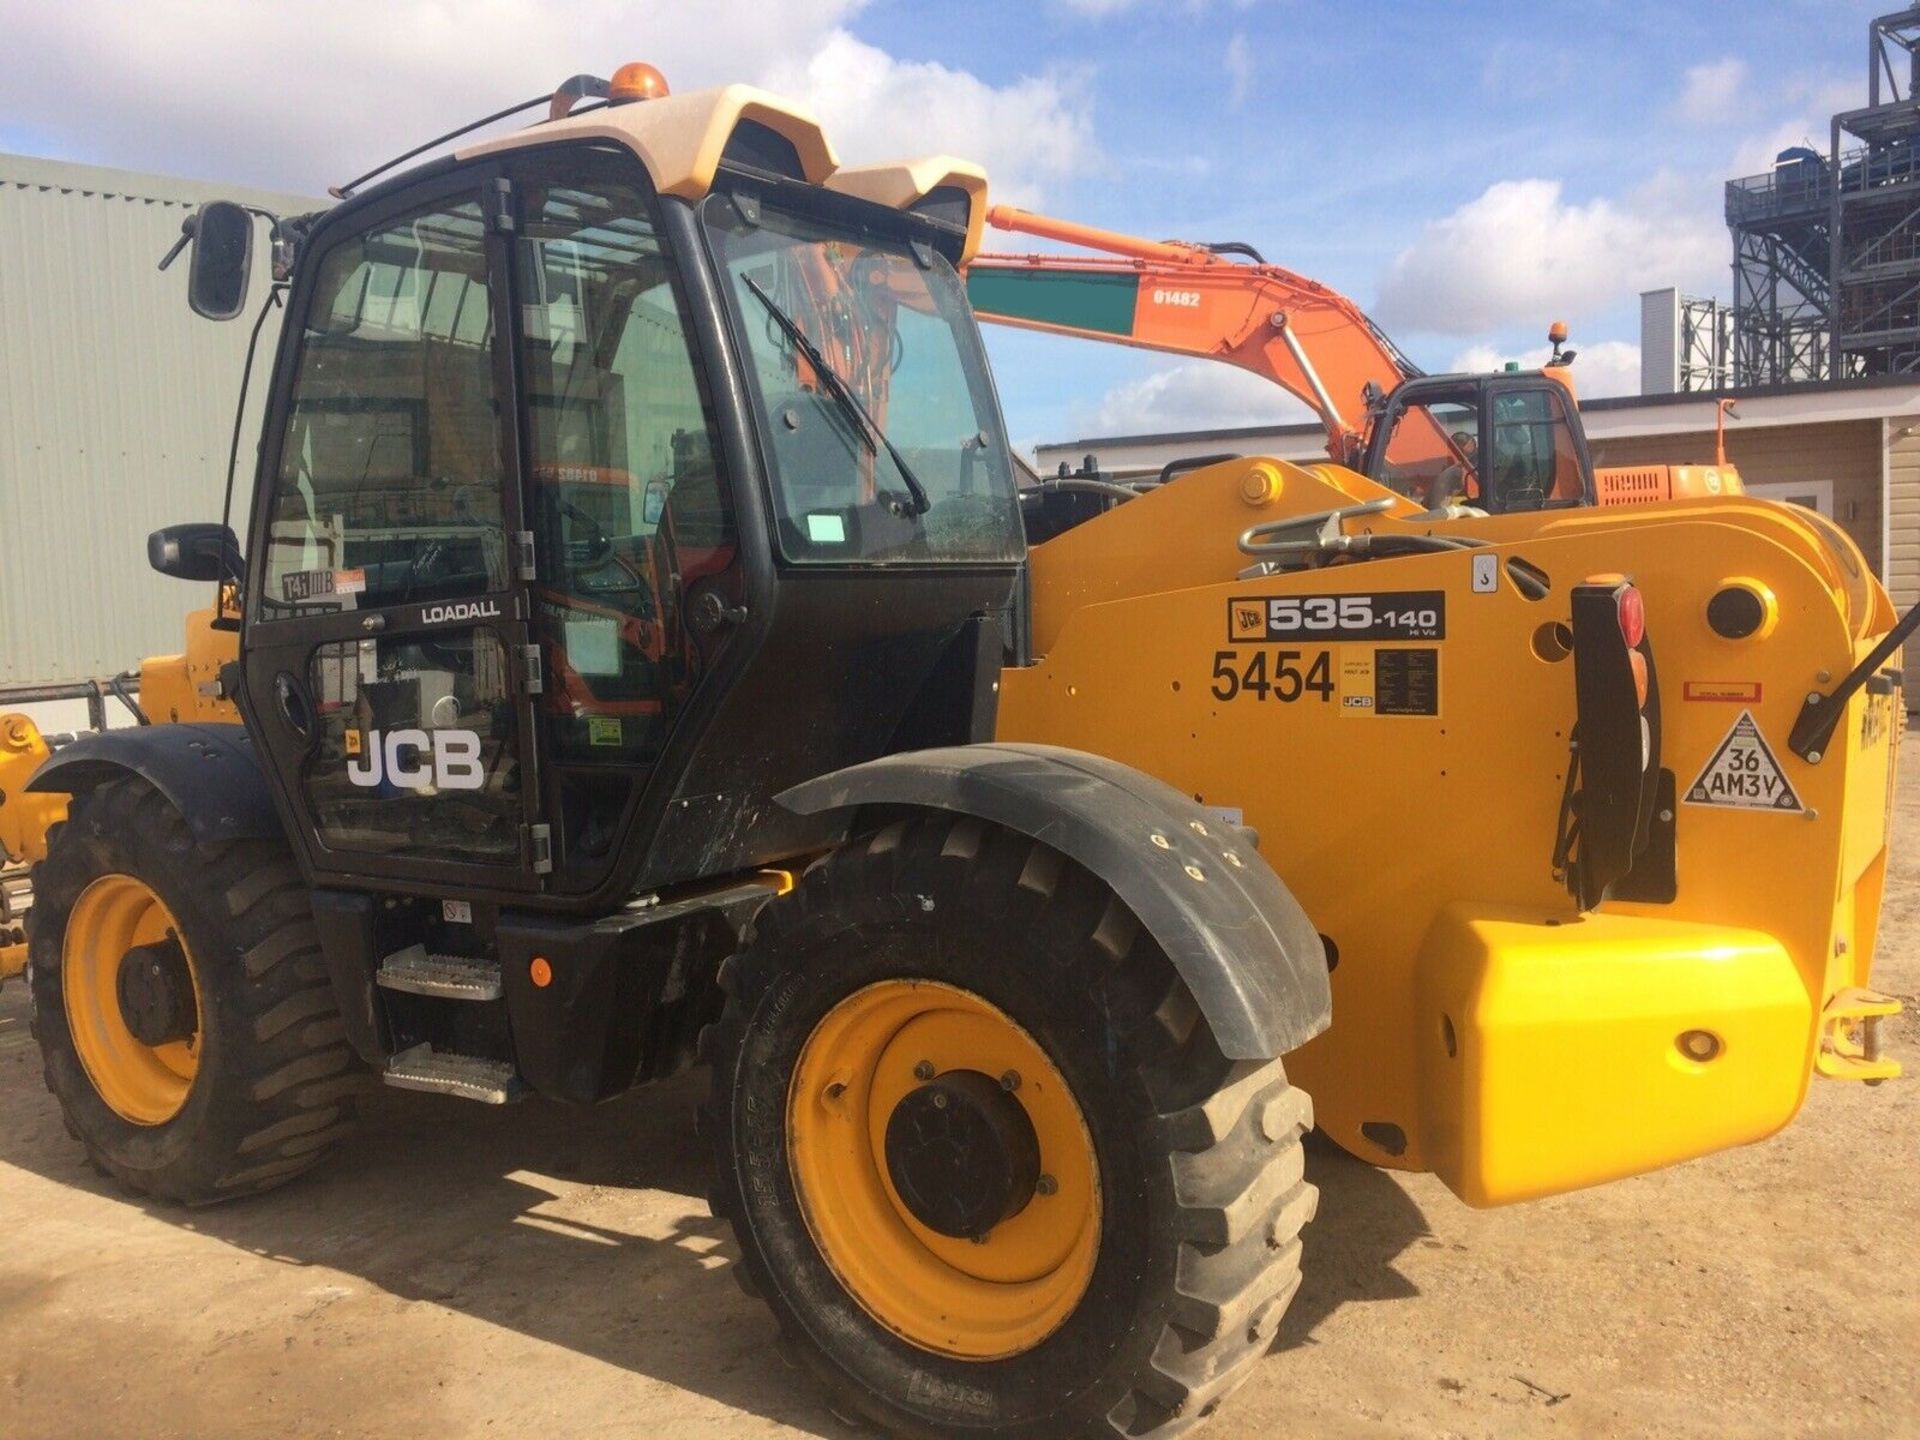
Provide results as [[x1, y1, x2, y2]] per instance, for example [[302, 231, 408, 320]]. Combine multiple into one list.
[[304, 629, 520, 862], [262, 199, 507, 615], [1490, 388, 1583, 508], [1378, 396, 1479, 507], [516, 164, 738, 858], [704, 189, 1021, 564]]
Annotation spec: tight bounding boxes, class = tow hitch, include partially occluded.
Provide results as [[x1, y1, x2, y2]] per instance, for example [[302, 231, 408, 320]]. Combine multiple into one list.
[[1815, 986, 1903, 1082]]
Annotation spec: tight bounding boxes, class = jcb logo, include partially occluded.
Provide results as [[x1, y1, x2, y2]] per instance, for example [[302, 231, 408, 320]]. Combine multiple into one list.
[[346, 729, 486, 790]]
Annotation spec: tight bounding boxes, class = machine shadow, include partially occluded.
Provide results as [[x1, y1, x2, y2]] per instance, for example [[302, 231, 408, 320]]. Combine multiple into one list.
[[1, 1022, 1430, 1426], [1278, 1133, 1431, 1352], [0, 1051, 853, 1438]]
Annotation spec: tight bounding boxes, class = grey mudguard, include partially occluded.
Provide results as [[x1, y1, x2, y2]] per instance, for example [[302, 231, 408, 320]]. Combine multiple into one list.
[[777, 742, 1332, 1059], [26, 723, 283, 846]]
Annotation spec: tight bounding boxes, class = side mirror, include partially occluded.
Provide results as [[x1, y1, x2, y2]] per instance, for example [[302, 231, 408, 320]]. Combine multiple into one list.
[[186, 201, 253, 320], [149, 523, 244, 583]]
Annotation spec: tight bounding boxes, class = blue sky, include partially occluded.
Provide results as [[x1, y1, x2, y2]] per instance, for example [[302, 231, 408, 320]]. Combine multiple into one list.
[[0, 0, 1883, 452]]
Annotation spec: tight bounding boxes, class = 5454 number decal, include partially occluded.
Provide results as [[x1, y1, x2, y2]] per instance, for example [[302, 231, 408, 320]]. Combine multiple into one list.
[[1212, 649, 1333, 703]]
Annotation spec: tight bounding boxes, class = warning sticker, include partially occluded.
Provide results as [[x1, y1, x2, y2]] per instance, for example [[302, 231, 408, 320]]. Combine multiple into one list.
[[1682, 680, 1762, 704], [1683, 710, 1802, 812]]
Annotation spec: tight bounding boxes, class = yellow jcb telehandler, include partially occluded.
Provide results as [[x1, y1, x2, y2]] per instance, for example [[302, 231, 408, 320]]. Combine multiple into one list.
[[0, 63, 1905, 1439]]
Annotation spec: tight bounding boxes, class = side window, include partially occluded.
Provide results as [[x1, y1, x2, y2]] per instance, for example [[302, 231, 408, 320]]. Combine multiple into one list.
[[1490, 388, 1583, 508], [261, 200, 507, 615], [515, 164, 738, 860]]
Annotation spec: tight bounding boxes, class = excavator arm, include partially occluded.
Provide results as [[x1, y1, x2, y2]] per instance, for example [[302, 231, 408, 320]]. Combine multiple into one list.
[[967, 204, 1423, 464]]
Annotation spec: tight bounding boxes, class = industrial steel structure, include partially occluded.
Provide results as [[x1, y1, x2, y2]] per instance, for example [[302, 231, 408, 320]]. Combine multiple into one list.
[[1728, 7, 1920, 385]]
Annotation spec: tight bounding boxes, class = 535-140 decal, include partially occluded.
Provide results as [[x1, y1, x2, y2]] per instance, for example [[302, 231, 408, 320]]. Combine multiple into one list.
[[1228, 591, 1445, 642]]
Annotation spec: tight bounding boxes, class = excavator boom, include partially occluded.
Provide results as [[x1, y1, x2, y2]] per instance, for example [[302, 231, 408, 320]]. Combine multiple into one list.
[[969, 205, 1739, 513], [969, 203, 1420, 461]]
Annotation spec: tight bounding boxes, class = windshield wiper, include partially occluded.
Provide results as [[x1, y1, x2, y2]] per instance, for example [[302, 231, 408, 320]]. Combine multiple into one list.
[[741, 274, 932, 517]]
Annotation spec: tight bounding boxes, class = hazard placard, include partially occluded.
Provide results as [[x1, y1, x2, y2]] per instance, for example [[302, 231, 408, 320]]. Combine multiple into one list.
[[1683, 710, 1802, 812]]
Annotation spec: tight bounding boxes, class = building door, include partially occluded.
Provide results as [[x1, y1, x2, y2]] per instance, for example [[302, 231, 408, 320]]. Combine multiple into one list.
[[1744, 478, 1834, 515]]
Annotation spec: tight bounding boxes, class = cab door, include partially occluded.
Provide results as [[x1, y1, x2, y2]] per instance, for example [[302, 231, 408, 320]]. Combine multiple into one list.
[[242, 168, 548, 894]]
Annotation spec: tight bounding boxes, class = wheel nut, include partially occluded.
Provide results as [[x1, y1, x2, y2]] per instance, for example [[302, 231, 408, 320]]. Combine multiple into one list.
[[931, 1091, 949, 1109], [913, 1060, 935, 1081], [999, 1069, 1021, 1092], [1036, 1174, 1058, 1196]]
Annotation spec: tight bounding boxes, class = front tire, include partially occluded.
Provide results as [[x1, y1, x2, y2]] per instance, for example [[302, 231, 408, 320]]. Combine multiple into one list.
[[705, 813, 1315, 1438], [28, 776, 358, 1202]]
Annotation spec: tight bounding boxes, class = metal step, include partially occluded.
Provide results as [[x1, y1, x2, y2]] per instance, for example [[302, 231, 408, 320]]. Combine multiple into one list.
[[383, 1043, 527, 1104], [375, 945, 503, 1001]]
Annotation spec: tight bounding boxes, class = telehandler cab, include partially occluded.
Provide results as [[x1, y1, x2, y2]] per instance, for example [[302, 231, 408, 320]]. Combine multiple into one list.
[[19, 67, 1331, 1437], [8, 62, 1909, 1440]]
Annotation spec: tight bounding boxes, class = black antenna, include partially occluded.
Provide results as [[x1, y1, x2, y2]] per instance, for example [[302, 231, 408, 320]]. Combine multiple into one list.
[[329, 93, 552, 200]]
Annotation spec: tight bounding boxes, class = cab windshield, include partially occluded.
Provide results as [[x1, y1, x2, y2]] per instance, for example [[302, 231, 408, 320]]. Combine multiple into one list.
[[702, 186, 1021, 564]]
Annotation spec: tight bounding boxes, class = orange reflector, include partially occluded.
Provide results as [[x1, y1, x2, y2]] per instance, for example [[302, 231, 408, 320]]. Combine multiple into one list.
[[609, 62, 669, 103], [530, 956, 553, 988], [1628, 647, 1650, 709]]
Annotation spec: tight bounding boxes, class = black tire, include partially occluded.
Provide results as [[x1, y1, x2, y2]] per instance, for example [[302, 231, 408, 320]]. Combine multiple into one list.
[[704, 812, 1316, 1438], [27, 775, 358, 1202]]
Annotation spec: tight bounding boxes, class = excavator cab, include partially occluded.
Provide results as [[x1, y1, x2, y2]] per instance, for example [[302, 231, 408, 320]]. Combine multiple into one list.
[[1363, 372, 1595, 513]]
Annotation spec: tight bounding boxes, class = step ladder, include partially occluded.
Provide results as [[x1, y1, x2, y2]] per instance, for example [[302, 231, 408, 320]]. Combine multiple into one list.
[[374, 944, 525, 1102]]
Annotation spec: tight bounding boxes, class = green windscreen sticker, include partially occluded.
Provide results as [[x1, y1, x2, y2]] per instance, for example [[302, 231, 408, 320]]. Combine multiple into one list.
[[966, 268, 1139, 337]]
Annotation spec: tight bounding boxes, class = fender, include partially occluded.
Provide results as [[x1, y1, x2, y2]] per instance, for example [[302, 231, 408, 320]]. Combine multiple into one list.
[[25, 723, 283, 846], [779, 742, 1332, 1059]]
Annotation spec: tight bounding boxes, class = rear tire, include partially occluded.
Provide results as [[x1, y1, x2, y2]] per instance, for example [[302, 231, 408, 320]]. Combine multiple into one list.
[[28, 776, 357, 1203], [704, 812, 1315, 1438]]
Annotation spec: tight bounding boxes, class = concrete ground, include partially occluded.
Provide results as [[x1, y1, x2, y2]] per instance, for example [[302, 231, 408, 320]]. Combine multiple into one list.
[[2, 777, 1916, 1440]]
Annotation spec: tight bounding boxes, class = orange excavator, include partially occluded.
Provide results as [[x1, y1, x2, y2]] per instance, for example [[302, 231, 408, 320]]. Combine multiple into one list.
[[967, 205, 1741, 514]]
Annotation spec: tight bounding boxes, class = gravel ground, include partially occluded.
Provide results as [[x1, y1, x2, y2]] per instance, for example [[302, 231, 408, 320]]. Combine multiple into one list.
[[2, 752, 1915, 1440]]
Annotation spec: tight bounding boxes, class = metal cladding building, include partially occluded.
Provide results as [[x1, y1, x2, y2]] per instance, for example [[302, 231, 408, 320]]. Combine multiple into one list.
[[0, 154, 316, 692]]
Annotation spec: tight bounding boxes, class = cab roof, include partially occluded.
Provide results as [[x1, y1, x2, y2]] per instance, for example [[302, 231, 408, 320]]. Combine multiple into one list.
[[455, 83, 991, 263]]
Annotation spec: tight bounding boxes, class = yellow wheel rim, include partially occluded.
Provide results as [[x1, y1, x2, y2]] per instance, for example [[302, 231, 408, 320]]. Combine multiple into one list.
[[62, 874, 202, 1125], [787, 979, 1102, 1360]]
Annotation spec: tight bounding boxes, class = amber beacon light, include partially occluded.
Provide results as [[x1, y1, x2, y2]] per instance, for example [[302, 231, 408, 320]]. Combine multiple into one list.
[[610, 62, 670, 102]]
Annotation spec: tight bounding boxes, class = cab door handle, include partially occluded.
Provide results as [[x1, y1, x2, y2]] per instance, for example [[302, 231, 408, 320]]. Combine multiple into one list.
[[273, 671, 314, 741]]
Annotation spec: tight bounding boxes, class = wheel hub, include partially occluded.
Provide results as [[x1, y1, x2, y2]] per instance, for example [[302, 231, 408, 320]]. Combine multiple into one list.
[[884, 1069, 1040, 1240], [116, 935, 198, 1047]]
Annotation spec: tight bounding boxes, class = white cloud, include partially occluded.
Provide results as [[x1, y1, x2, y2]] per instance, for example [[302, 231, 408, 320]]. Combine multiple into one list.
[[1374, 177, 1724, 336], [763, 33, 1096, 209], [1078, 362, 1316, 437], [0, 2, 1094, 207], [1449, 340, 1642, 399], [1727, 75, 1857, 177], [1225, 33, 1254, 111], [1676, 58, 1747, 126]]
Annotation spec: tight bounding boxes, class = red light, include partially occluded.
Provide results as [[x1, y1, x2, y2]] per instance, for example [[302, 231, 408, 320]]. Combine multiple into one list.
[[1616, 586, 1646, 650]]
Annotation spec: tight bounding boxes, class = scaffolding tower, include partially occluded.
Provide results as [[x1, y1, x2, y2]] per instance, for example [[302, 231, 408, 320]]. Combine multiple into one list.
[[1727, 7, 1920, 384]]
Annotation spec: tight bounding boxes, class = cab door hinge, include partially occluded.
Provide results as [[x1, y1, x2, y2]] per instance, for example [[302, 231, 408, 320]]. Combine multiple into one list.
[[516, 529, 536, 581], [521, 643, 544, 695], [525, 823, 553, 875], [488, 177, 516, 234]]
